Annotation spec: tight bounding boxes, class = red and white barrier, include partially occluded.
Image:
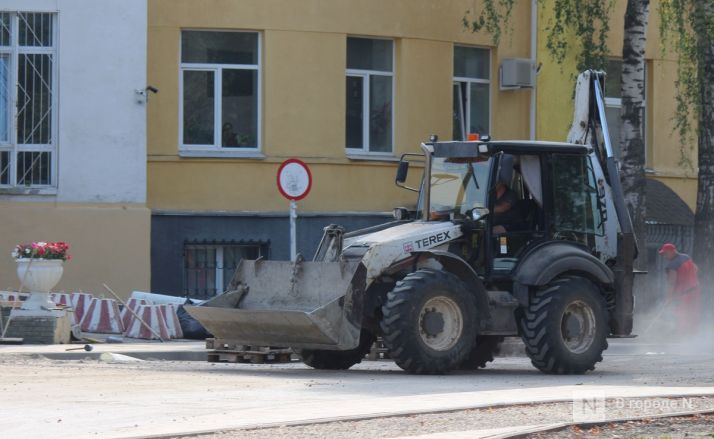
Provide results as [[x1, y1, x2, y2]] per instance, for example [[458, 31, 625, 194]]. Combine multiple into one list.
[[158, 304, 183, 339], [48, 292, 78, 324], [80, 298, 123, 334], [70, 292, 94, 324], [50, 292, 73, 307], [120, 298, 149, 330], [0, 291, 27, 302], [123, 305, 169, 340]]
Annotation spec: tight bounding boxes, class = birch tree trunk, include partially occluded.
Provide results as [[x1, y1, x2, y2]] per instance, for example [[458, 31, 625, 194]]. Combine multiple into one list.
[[619, 0, 650, 271], [692, 0, 714, 296]]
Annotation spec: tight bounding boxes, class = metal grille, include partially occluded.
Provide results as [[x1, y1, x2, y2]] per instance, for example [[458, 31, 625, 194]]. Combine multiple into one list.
[[0, 13, 10, 46], [0, 12, 56, 188], [184, 244, 263, 299], [17, 53, 53, 145], [647, 223, 694, 257], [0, 53, 9, 143], [0, 151, 8, 184], [18, 12, 52, 47], [16, 151, 50, 185]]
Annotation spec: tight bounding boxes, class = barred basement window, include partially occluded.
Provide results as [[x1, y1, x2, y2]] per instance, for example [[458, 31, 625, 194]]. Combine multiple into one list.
[[0, 12, 57, 189], [183, 243, 264, 299]]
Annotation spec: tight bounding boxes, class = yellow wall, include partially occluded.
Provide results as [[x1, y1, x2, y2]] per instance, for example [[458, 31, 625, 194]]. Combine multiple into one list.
[[535, 0, 696, 210], [147, 0, 533, 213], [0, 204, 151, 300]]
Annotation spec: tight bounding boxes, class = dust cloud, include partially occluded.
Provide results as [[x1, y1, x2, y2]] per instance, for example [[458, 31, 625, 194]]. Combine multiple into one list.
[[631, 270, 714, 356]]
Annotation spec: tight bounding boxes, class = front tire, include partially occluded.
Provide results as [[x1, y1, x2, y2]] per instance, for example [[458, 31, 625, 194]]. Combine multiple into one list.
[[520, 276, 608, 374], [300, 330, 376, 370], [381, 269, 477, 374]]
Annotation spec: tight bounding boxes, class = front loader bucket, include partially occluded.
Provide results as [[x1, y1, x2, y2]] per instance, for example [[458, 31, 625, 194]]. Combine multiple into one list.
[[185, 259, 363, 350]]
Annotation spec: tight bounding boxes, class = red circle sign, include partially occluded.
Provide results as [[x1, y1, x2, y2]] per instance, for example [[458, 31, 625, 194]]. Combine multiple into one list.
[[277, 159, 312, 201]]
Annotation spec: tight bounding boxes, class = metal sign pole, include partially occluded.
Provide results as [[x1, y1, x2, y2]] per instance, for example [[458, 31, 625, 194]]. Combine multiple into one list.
[[290, 200, 297, 262]]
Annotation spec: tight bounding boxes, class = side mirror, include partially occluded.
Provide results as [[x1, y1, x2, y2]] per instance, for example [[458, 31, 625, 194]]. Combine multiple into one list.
[[395, 154, 422, 192], [395, 160, 409, 184]]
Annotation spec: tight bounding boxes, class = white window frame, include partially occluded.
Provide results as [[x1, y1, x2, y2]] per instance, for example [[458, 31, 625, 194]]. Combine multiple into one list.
[[0, 11, 59, 193], [345, 37, 395, 157], [453, 45, 492, 140], [178, 30, 263, 158]]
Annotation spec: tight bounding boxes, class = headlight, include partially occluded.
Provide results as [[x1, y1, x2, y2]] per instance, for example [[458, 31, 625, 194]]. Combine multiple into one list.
[[393, 207, 409, 220]]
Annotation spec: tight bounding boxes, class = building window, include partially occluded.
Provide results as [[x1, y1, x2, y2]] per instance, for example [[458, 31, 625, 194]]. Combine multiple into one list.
[[0, 12, 57, 188], [180, 31, 260, 152], [604, 59, 646, 160], [184, 243, 265, 299], [345, 37, 393, 154], [453, 46, 490, 140]]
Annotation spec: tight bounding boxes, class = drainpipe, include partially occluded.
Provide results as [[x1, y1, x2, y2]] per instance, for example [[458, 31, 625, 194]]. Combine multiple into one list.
[[529, 0, 537, 140]]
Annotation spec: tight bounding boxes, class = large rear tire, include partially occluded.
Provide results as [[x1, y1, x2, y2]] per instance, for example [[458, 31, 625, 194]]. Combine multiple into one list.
[[460, 336, 504, 369], [381, 269, 477, 375], [300, 330, 376, 370], [520, 276, 608, 374]]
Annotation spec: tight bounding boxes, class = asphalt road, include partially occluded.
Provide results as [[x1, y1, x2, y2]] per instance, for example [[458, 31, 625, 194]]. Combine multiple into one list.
[[1, 340, 714, 438]]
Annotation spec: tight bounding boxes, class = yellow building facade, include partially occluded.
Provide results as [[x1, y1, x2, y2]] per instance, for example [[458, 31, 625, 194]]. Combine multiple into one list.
[[147, 0, 691, 297], [147, 0, 535, 296]]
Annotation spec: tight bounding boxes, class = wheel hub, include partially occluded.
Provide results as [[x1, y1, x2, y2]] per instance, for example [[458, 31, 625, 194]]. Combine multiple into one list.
[[418, 296, 464, 351], [560, 300, 596, 354], [563, 313, 582, 339], [421, 309, 445, 337]]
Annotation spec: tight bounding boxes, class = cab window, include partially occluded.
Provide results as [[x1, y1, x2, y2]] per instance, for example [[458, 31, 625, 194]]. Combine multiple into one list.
[[551, 154, 603, 236]]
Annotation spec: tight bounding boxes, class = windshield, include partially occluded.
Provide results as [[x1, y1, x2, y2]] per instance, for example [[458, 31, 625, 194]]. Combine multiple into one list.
[[419, 157, 491, 220]]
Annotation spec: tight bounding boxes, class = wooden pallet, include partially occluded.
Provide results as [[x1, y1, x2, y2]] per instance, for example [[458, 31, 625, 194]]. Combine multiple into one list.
[[205, 338, 294, 364]]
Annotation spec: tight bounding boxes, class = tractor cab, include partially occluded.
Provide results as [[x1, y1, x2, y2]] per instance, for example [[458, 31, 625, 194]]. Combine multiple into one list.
[[396, 139, 606, 283]]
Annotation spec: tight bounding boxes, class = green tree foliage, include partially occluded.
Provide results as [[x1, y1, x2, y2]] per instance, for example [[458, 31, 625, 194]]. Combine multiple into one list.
[[659, 0, 714, 165], [463, 0, 614, 71], [546, 0, 614, 71], [462, 0, 515, 46]]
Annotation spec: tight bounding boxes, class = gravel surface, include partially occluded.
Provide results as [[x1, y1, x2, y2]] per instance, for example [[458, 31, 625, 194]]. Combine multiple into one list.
[[531, 413, 714, 438], [192, 397, 714, 439]]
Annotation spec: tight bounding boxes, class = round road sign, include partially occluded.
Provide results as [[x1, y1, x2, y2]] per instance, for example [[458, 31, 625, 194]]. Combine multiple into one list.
[[277, 158, 312, 201]]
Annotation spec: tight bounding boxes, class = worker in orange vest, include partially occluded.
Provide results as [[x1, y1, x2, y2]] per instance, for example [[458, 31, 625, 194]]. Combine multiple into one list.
[[658, 243, 701, 336]]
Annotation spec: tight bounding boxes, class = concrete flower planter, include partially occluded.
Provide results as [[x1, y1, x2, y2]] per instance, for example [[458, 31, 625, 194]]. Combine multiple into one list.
[[16, 259, 64, 310]]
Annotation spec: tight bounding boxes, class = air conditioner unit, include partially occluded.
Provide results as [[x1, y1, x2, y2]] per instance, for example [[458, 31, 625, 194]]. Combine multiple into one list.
[[500, 58, 535, 89]]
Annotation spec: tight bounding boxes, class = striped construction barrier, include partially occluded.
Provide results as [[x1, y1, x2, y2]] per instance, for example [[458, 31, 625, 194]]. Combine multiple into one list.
[[70, 292, 94, 324], [123, 304, 169, 340], [50, 292, 73, 307], [158, 304, 183, 339], [120, 298, 149, 330], [49, 292, 78, 324], [0, 291, 27, 302], [80, 298, 123, 334]]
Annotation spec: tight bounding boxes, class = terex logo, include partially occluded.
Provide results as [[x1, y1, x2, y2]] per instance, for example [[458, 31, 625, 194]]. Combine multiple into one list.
[[414, 231, 451, 249]]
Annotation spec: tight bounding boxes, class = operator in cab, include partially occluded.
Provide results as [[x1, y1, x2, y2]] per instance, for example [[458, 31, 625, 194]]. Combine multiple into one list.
[[491, 154, 520, 234], [492, 181, 519, 234]]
